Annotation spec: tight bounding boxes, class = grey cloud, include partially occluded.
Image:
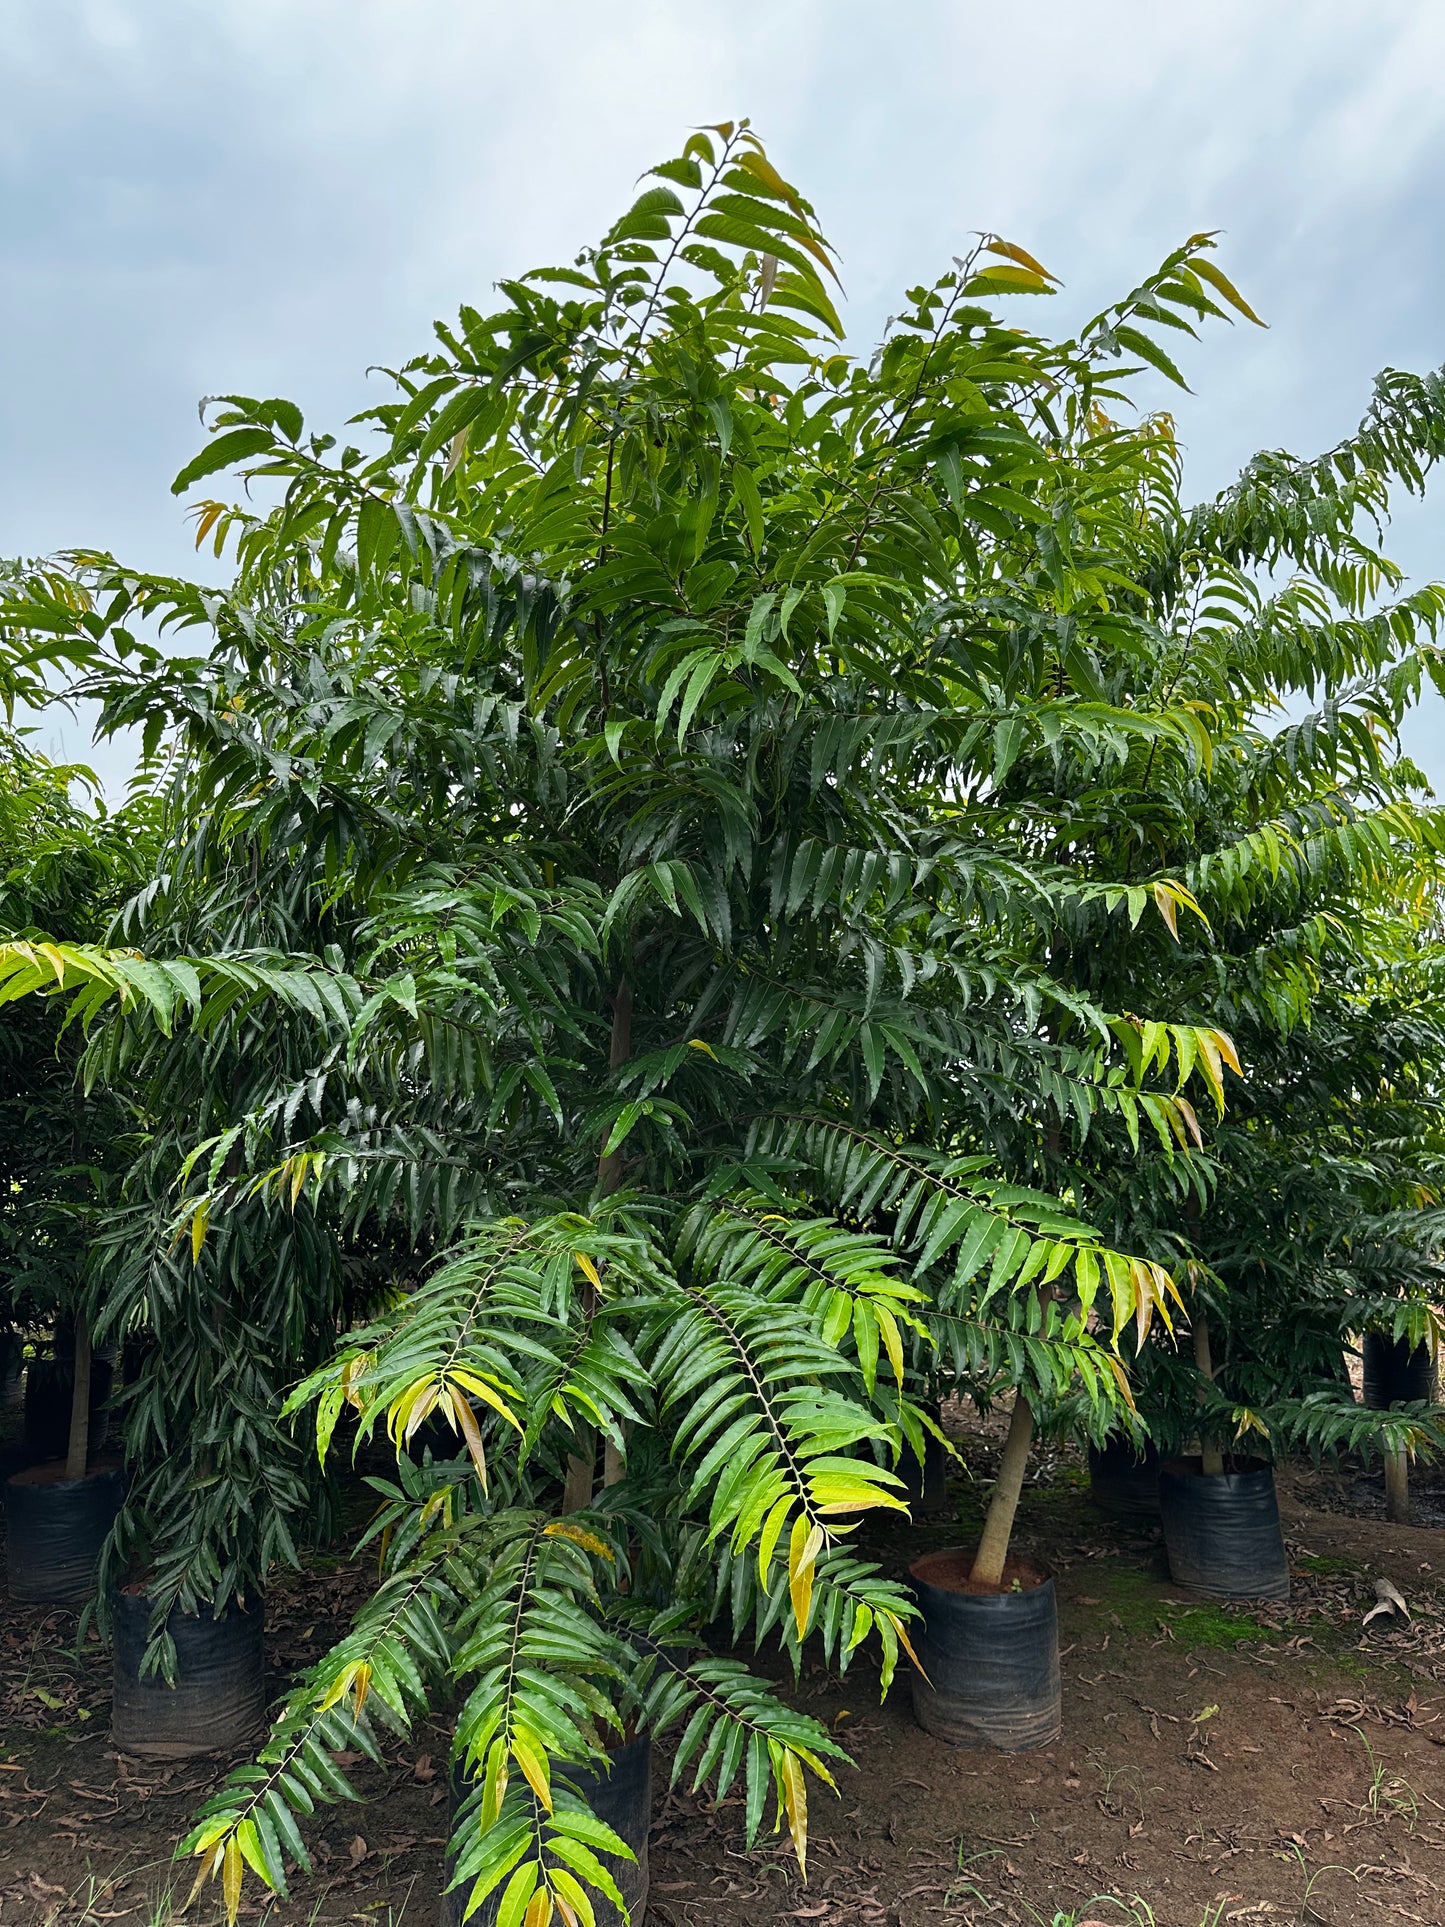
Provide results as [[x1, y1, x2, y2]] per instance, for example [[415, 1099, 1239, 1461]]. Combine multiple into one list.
[[3, 0, 1443, 792]]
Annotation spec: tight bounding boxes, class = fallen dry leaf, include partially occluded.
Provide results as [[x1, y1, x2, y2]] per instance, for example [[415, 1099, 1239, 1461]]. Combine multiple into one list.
[[349, 1834, 368, 1866]]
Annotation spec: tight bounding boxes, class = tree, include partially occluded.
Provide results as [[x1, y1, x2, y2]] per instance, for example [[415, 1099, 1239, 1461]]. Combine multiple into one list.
[[0, 126, 1329, 1921], [0, 697, 155, 1482], [987, 357, 1445, 1484]]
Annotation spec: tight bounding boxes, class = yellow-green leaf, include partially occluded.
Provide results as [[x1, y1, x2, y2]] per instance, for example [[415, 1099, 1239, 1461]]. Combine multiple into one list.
[[523, 1883, 555, 1927], [511, 1729, 553, 1813], [222, 1836, 243, 1921], [1190, 254, 1266, 327], [481, 1737, 509, 1829], [982, 236, 1058, 283], [779, 1747, 809, 1877], [788, 1515, 825, 1636], [544, 1519, 615, 1560]]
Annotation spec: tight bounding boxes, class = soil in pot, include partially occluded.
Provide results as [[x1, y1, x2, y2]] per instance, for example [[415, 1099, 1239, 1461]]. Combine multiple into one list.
[[1157, 1455, 1289, 1601], [4, 1461, 123, 1604], [439, 1732, 652, 1927], [908, 1546, 1061, 1752], [1087, 1437, 1160, 1520], [1361, 1332, 1435, 1408], [111, 1587, 265, 1759]]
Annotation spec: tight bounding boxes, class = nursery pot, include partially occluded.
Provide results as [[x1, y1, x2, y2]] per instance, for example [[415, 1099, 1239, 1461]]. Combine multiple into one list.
[[1362, 1332, 1435, 1408], [907, 1546, 1061, 1752], [902, 1428, 950, 1518], [1157, 1457, 1289, 1601], [111, 1588, 265, 1759], [1086, 1437, 1160, 1521], [4, 1462, 123, 1604], [439, 1732, 652, 1927]]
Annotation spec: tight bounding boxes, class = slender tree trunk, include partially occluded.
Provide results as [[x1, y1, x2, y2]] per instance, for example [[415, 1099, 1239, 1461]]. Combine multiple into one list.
[[1384, 1448, 1411, 1523], [565, 976, 635, 1514], [596, 975, 634, 1196], [1193, 1311, 1225, 1477], [965, 998, 1070, 1590], [64, 1313, 92, 1483], [969, 1395, 1034, 1589], [562, 1445, 596, 1513]]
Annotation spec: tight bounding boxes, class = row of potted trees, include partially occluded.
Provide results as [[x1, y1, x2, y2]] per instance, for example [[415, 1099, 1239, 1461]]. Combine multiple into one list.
[[8, 1251, 1431, 1741], [908, 1322, 1441, 1764]]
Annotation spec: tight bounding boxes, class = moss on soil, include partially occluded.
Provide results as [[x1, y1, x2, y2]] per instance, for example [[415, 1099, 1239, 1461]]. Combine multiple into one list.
[[1063, 1553, 1426, 1699], [1297, 1552, 1367, 1576], [1066, 1557, 1277, 1647]]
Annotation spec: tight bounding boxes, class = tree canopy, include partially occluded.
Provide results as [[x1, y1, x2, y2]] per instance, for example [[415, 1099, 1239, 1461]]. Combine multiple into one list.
[[3, 121, 1445, 1924]]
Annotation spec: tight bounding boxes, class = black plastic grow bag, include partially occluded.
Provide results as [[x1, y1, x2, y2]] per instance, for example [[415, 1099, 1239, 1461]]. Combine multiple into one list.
[[1157, 1457, 1289, 1600], [111, 1589, 265, 1759], [440, 1732, 651, 1927], [908, 1546, 1061, 1751], [1362, 1332, 1435, 1408], [5, 1464, 123, 1604], [1087, 1437, 1160, 1520]]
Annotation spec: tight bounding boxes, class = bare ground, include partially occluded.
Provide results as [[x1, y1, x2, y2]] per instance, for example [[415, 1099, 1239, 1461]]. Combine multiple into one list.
[[2, 1413, 1445, 1927]]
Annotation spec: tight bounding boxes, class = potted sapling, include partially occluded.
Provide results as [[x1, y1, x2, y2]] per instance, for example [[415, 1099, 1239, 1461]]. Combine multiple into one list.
[[906, 1224, 1176, 1754], [1361, 1320, 1437, 1523], [97, 1207, 330, 1760], [1156, 1292, 1289, 1600], [907, 1361, 1064, 1752], [4, 1202, 123, 1607], [6, 1303, 123, 1604]]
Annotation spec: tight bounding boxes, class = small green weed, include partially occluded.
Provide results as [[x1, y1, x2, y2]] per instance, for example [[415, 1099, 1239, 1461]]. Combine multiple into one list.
[[1090, 1757, 1159, 1822], [1357, 1729, 1420, 1827], [1279, 1838, 1364, 1920], [1019, 1895, 1228, 1926], [944, 1846, 1010, 1908]]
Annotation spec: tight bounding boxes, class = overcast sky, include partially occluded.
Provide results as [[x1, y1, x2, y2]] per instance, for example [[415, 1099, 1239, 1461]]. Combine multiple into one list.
[[6, 0, 1445, 792]]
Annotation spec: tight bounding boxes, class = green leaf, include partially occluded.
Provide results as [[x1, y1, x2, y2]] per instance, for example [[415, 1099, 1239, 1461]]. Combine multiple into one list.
[[732, 466, 765, 553], [1111, 324, 1191, 391], [171, 427, 278, 494]]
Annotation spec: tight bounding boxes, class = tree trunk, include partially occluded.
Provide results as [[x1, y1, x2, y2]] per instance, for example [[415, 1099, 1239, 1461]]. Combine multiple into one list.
[[563, 1442, 597, 1514], [565, 976, 635, 1515], [64, 1314, 92, 1483], [1384, 1448, 1411, 1524], [596, 975, 634, 1196], [969, 1395, 1034, 1589], [1193, 1311, 1225, 1477]]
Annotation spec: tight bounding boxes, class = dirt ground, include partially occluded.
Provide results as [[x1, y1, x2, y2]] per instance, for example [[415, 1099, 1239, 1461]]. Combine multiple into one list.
[[3, 1411, 1445, 1927]]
